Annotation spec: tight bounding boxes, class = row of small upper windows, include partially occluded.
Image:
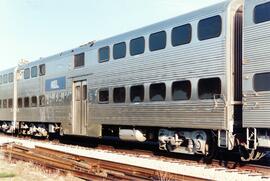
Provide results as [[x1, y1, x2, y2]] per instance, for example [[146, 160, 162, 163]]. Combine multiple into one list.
[[0, 64, 46, 84], [98, 15, 222, 63], [0, 73, 14, 85], [0, 95, 45, 109], [98, 77, 221, 104], [23, 64, 46, 80], [254, 2, 270, 24]]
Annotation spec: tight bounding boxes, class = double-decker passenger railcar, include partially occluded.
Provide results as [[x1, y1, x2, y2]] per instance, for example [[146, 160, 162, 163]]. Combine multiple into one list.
[[0, 0, 270, 160]]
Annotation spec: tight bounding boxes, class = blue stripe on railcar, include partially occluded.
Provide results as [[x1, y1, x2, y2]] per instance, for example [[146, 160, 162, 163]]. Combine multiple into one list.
[[45, 76, 66, 91]]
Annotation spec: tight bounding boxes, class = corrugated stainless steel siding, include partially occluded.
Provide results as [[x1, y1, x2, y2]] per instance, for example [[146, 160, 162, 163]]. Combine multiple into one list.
[[243, 0, 270, 128], [88, 39, 228, 129]]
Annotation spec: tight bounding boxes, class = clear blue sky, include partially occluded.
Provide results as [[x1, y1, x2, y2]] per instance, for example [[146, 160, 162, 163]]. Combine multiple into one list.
[[0, 0, 223, 70]]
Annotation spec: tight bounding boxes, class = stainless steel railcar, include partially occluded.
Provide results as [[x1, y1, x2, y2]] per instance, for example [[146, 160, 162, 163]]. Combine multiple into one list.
[[0, 0, 269, 160]]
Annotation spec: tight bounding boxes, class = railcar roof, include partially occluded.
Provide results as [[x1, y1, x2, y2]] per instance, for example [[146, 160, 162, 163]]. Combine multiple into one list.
[[0, 0, 230, 73]]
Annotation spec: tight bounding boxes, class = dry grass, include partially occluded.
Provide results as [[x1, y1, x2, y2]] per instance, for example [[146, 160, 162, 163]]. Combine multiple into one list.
[[0, 158, 83, 181]]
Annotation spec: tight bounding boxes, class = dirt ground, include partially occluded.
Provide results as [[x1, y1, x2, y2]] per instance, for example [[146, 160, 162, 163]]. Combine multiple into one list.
[[0, 152, 82, 181]]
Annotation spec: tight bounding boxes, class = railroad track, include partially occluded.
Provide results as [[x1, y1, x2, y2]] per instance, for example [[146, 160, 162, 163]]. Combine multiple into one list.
[[0, 143, 205, 181], [0, 134, 270, 180]]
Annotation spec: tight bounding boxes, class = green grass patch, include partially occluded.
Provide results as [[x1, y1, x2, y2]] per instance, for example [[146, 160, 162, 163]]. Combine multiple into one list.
[[0, 172, 16, 178]]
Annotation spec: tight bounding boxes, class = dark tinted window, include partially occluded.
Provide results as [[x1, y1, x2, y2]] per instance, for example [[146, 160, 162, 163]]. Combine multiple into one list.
[[113, 87, 126, 103], [130, 37, 145, 56], [0, 75, 2, 84], [254, 2, 270, 24], [24, 97, 29, 107], [31, 96, 37, 107], [99, 89, 109, 103], [99, 46, 110, 63], [39, 64, 46, 76], [149, 31, 166, 51], [3, 99, 7, 108], [198, 78, 221, 99], [254, 72, 270, 91], [113, 42, 126, 59], [3, 74, 7, 83], [172, 81, 191, 101], [8, 73, 13, 82], [0, 100, 2, 108], [8, 98, 13, 108], [130, 85, 144, 102], [150, 83, 166, 101], [18, 98, 23, 108], [24, 68, 30, 79], [172, 24, 192, 46], [74, 53, 85, 68], [31, 66, 38, 78], [39, 95, 46, 106], [198, 15, 222, 41]]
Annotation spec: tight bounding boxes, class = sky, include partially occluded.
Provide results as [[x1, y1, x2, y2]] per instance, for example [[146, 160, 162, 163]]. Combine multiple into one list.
[[0, 0, 224, 70]]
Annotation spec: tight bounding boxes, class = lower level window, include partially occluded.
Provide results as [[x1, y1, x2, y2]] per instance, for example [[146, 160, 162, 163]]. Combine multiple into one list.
[[198, 78, 221, 99], [254, 72, 270, 92], [130, 85, 144, 103], [150, 83, 166, 101], [99, 89, 109, 103], [113, 87, 126, 103]]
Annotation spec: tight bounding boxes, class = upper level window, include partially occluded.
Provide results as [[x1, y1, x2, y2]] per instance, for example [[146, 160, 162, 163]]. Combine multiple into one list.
[[198, 77, 221, 99], [113, 42, 126, 60], [130, 85, 144, 103], [0, 100, 2, 108], [254, 2, 270, 24], [99, 89, 109, 103], [150, 83, 166, 101], [130, 37, 145, 56], [149, 31, 166, 51], [39, 64, 46, 76], [171, 24, 192, 46], [99, 46, 110, 63], [198, 15, 222, 41], [113, 87, 126, 103], [3, 74, 7, 83], [0, 75, 2, 84], [8, 73, 13, 83], [31, 66, 38, 78], [24, 68, 30, 79], [74, 53, 85, 68], [254, 72, 270, 91], [172, 80, 191, 101]]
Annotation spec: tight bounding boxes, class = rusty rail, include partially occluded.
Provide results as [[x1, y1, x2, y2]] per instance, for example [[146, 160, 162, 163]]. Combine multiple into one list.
[[1, 143, 207, 181]]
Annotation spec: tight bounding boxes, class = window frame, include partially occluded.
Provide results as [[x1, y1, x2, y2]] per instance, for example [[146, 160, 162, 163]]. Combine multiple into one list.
[[113, 42, 126, 60], [31, 66, 38, 78], [171, 24, 192, 47], [98, 46, 110, 63], [98, 88, 109, 104], [171, 80, 192, 101], [253, 72, 270, 92], [198, 77, 222, 100], [74, 52, 85, 68], [254, 2, 270, 24], [149, 30, 167, 52], [24, 68, 30, 79], [149, 83, 166, 102], [198, 15, 222, 41], [130, 36, 145, 56], [39, 64, 46, 76], [130, 85, 145, 103]]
